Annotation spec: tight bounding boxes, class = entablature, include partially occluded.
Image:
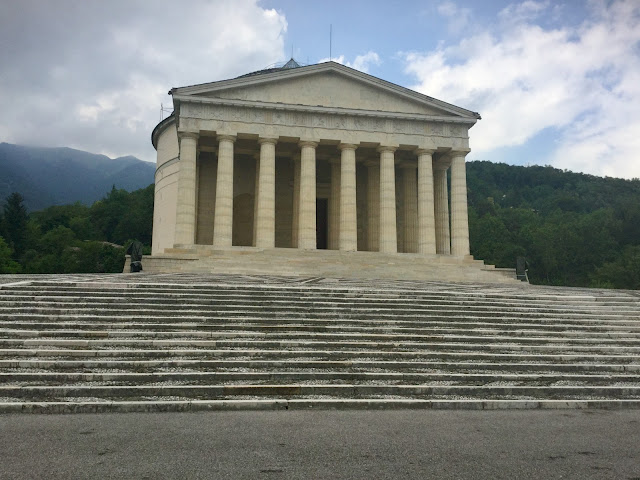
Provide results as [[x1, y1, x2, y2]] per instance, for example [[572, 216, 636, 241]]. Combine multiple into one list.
[[173, 95, 477, 126]]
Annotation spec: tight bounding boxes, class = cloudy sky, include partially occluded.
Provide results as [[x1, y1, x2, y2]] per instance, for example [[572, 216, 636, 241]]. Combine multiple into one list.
[[1, 0, 639, 179]]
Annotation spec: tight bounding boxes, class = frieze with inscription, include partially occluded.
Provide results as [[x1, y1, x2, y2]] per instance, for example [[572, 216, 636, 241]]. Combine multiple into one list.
[[181, 103, 469, 138]]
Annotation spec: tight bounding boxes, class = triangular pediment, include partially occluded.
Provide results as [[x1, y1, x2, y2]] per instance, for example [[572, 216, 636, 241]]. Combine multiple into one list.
[[172, 62, 480, 121]]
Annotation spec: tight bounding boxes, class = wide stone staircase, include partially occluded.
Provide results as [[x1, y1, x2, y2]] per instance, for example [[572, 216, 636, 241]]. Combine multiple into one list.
[[1, 273, 639, 413]]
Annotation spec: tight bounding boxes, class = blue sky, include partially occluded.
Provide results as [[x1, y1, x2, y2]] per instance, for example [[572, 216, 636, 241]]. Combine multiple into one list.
[[1, 0, 638, 179]]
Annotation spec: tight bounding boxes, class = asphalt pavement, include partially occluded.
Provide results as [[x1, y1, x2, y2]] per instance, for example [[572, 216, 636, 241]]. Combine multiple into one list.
[[1, 409, 639, 479]]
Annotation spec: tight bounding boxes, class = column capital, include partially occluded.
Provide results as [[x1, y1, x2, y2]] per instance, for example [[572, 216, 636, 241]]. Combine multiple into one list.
[[298, 140, 318, 148], [450, 148, 471, 157], [338, 143, 358, 151], [217, 134, 236, 143], [178, 131, 199, 140], [377, 145, 397, 154], [258, 137, 278, 146], [415, 148, 435, 155], [433, 158, 451, 171]]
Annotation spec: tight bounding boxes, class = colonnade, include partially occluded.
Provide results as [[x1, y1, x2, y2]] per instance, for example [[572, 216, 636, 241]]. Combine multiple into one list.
[[174, 133, 471, 257]]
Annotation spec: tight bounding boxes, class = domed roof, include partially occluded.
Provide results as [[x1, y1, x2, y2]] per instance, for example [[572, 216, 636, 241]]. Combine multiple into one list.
[[236, 58, 302, 79]]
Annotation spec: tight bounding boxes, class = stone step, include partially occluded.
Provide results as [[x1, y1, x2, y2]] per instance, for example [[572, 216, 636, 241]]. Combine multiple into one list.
[[4, 314, 640, 332], [3, 371, 639, 385], [3, 337, 640, 352], [3, 306, 639, 322], [5, 328, 640, 343], [4, 320, 640, 335], [0, 275, 600, 288], [3, 359, 637, 373], [2, 384, 640, 400], [4, 286, 637, 308], [0, 284, 629, 297], [2, 299, 638, 317], [4, 398, 640, 414], [10, 296, 631, 313], [2, 348, 639, 364]]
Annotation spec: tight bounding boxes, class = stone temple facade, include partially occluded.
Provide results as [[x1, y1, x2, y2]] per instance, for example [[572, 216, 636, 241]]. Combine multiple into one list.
[[145, 60, 514, 282]]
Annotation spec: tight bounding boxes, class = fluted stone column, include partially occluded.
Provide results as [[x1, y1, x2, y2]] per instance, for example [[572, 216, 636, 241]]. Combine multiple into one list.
[[450, 150, 471, 257], [365, 160, 379, 252], [378, 146, 397, 254], [255, 138, 277, 248], [402, 163, 418, 254], [291, 155, 300, 248], [339, 143, 358, 251], [417, 149, 436, 255], [252, 154, 260, 247], [298, 141, 317, 250], [174, 132, 199, 245], [212, 135, 236, 248], [433, 161, 450, 255], [328, 158, 340, 250]]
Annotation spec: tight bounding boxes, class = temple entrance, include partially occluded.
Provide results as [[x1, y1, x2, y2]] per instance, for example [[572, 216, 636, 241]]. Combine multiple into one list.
[[316, 198, 328, 249]]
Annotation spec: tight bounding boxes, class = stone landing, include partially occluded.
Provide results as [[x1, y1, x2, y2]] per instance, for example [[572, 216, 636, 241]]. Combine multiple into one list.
[[129, 247, 518, 284]]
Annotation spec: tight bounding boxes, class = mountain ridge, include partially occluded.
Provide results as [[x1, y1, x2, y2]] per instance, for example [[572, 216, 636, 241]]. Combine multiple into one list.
[[0, 143, 155, 210]]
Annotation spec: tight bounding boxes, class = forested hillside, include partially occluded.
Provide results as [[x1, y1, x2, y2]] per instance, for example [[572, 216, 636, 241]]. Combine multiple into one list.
[[466, 161, 640, 288], [0, 160, 639, 289]]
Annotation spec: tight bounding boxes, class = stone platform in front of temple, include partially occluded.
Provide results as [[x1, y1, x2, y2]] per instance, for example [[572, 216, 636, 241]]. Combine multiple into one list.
[[129, 247, 518, 284]]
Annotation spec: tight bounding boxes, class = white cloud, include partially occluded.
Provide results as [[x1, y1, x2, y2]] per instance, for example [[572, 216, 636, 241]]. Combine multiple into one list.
[[498, 0, 549, 23], [319, 51, 381, 73], [437, 1, 472, 34], [403, 0, 640, 179], [0, 0, 287, 162], [352, 52, 382, 73]]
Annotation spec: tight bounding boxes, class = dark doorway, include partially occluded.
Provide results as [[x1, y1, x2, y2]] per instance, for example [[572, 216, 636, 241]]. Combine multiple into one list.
[[316, 198, 328, 249]]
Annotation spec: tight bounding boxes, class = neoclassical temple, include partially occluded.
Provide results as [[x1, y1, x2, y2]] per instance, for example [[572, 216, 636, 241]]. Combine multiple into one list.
[[145, 60, 514, 282]]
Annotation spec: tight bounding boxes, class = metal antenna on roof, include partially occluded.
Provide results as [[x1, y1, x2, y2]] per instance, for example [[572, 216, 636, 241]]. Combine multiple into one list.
[[160, 103, 173, 121], [330, 24, 332, 61], [291, 44, 293, 59]]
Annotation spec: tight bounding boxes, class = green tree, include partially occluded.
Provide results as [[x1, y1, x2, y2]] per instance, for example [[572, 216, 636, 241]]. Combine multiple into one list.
[[30, 203, 98, 239], [89, 184, 153, 245], [590, 245, 640, 289], [24, 225, 78, 273], [74, 242, 125, 273], [0, 236, 21, 273], [2, 193, 29, 259]]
